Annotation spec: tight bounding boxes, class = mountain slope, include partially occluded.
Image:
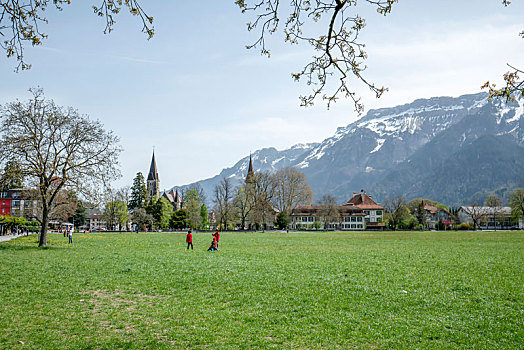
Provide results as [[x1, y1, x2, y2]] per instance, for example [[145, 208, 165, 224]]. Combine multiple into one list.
[[173, 92, 523, 206]]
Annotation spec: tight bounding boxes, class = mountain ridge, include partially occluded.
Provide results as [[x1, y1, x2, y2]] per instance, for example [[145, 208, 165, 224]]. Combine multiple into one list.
[[171, 92, 524, 206]]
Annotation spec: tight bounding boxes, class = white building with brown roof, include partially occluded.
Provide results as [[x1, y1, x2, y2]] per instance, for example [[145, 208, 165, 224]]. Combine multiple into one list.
[[290, 204, 366, 230], [342, 190, 385, 230]]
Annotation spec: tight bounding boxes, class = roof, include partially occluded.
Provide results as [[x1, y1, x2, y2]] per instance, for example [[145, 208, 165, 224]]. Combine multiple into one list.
[[163, 189, 181, 204], [147, 152, 159, 181], [422, 201, 440, 215], [344, 191, 384, 210], [459, 206, 512, 215], [291, 205, 365, 216]]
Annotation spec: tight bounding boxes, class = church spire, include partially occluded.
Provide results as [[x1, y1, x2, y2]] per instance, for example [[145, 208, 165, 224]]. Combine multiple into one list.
[[147, 151, 159, 181], [245, 153, 255, 184], [147, 151, 160, 199]]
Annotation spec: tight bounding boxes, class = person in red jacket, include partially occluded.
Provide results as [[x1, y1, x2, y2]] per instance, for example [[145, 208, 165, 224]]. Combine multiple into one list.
[[212, 228, 220, 248], [186, 230, 193, 250]]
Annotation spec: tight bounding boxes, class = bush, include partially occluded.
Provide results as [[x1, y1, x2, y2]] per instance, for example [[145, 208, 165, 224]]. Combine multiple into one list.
[[457, 223, 471, 230]]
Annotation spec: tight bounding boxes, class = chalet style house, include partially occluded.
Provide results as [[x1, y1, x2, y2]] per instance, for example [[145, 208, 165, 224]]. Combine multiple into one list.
[[289, 190, 385, 230], [343, 190, 385, 229], [416, 200, 450, 229]]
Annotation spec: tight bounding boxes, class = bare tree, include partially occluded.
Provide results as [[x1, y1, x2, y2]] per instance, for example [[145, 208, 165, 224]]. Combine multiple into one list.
[[462, 203, 487, 230], [384, 195, 410, 230], [213, 177, 235, 230], [248, 171, 278, 230], [272, 167, 313, 214], [0, 88, 121, 246], [485, 194, 502, 230], [234, 183, 253, 230], [317, 194, 341, 229], [180, 183, 207, 205]]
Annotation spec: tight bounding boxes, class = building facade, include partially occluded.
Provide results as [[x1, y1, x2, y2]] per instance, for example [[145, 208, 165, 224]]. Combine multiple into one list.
[[290, 205, 367, 230], [343, 190, 385, 230], [0, 189, 38, 221], [459, 206, 521, 229]]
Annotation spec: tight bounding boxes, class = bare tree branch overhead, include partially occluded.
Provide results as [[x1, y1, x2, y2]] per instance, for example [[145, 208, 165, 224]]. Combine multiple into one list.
[[1, 1, 522, 109], [236, 0, 396, 112], [0, 0, 153, 71], [482, 1, 523, 102]]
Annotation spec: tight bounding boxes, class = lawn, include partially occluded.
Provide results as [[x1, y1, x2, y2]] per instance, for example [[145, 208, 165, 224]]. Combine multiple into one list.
[[0, 231, 522, 349]]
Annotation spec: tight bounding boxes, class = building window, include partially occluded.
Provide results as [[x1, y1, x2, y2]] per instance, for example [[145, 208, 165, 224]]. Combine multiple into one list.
[[364, 210, 370, 215], [11, 200, 20, 208], [308, 216, 314, 222], [357, 217, 362, 222], [376, 210, 383, 216]]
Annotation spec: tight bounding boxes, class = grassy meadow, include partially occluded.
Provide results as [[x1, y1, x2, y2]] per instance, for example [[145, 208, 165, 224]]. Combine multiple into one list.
[[0, 230, 522, 349]]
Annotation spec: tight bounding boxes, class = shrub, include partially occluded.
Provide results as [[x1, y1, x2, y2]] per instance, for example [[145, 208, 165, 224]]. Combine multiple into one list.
[[457, 223, 471, 230]]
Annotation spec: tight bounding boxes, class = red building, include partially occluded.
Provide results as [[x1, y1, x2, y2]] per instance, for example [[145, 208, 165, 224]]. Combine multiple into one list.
[[0, 189, 30, 218], [0, 196, 11, 215]]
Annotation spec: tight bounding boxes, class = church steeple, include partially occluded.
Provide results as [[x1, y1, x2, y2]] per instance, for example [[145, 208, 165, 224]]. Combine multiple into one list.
[[147, 151, 160, 199], [245, 153, 255, 184]]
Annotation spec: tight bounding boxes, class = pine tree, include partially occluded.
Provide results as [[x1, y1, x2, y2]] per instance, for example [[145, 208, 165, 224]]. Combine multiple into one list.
[[200, 203, 209, 230], [129, 172, 147, 210]]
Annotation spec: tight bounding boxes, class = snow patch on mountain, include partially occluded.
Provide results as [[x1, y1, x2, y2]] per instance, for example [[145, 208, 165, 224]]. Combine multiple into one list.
[[507, 99, 524, 123], [370, 139, 385, 153]]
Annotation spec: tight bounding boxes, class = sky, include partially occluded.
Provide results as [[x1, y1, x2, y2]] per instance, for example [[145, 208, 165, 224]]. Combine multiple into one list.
[[1, 1, 523, 191]]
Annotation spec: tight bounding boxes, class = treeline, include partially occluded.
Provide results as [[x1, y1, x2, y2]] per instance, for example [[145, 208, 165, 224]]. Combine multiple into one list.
[[212, 167, 313, 230]]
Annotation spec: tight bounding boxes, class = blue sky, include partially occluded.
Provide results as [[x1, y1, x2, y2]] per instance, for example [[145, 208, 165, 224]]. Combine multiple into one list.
[[1, 1, 523, 191]]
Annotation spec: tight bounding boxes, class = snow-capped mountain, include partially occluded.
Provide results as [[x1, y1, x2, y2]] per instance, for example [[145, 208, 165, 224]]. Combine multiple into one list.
[[175, 92, 524, 206]]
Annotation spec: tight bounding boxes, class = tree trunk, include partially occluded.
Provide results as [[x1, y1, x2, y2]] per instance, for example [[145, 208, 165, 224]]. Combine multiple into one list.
[[39, 206, 49, 247]]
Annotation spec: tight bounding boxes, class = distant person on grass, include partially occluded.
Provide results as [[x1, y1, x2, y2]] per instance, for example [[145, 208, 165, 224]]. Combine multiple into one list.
[[68, 229, 73, 244], [212, 228, 220, 248], [207, 236, 218, 251], [186, 230, 193, 250]]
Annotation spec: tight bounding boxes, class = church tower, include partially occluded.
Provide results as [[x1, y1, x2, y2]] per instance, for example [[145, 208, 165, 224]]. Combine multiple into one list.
[[147, 152, 160, 199], [245, 153, 255, 184]]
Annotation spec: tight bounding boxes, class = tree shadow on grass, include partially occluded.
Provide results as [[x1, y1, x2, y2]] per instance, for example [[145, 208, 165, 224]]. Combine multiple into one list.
[[0, 243, 67, 251]]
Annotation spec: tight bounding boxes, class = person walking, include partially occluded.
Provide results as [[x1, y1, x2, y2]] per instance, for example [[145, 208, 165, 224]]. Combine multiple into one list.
[[68, 228, 73, 244], [186, 230, 193, 250]]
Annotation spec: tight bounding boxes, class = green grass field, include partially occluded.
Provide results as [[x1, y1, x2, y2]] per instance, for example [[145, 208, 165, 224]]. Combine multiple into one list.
[[0, 231, 522, 349]]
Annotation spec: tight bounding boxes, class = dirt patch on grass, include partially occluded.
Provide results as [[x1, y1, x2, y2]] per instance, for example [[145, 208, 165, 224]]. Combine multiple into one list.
[[82, 289, 169, 313], [80, 289, 169, 338]]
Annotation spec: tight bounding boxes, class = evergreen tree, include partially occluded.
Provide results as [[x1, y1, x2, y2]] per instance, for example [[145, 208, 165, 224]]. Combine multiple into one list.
[[0, 160, 24, 191], [275, 211, 289, 230], [170, 209, 188, 230], [72, 201, 87, 229], [200, 203, 209, 230], [129, 172, 147, 210]]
